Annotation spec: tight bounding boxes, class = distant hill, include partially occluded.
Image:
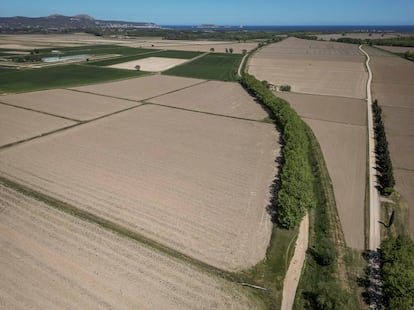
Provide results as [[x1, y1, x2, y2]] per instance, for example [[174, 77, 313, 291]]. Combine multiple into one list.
[[0, 14, 160, 30]]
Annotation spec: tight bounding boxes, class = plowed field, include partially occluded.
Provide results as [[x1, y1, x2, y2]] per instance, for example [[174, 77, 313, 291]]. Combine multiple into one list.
[[366, 46, 414, 236], [71, 75, 204, 101], [1, 89, 138, 121], [249, 37, 367, 98], [0, 105, 278, 270], [0, 184, 262, 309], [0, 104, 75, 147], [150, 81, 268, 120]]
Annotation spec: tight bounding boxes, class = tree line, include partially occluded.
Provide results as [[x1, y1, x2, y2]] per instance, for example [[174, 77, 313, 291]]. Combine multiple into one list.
[[372, 100, 395, 195], [240, 73, 315, 229], [381, 235, 414, 309]]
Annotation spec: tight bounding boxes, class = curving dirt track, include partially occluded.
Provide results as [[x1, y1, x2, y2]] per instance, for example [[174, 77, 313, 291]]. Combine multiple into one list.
[[0, 184, 262, 309]]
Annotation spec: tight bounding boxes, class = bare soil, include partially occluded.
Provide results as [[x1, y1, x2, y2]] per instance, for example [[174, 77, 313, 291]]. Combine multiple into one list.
[[0, 104, 279, 271], [0, 89, 139, 121], [71, 75, 205, 101], [366, 47, 414, 236], [277, 92, 366, 126], [249, 37, 367, 98], [304, 118, 367, 249], [0, 184, 262, 309], [0, 104, 75, 147], [375, 45, 414, 54], [109, 57, 188, 72], [149, 81, 269, 120]]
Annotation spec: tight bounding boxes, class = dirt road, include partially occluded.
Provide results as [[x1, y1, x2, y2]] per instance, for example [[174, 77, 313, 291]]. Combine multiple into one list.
[[360, 45, 381, 250], [281, 214, 309, 310]]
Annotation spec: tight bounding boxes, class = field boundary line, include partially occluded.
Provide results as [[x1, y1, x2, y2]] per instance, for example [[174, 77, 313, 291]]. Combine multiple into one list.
[[145, 102, 273, 124], [0, 103, 146, 151], [0, 176, 273, 293], [0, 123, 80, 151], [359, 44, 381, 250], [66, 79, 209, 103], [301, 116, 366, 127], [0, 101, 80, 122]]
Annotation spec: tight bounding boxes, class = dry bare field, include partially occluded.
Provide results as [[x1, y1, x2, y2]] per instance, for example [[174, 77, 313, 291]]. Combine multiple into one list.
[[109, 57, 188, 71], [249, 37, 367, 98], [277, 92, 366, 126], [366, 46, 414, 236], [149, 81, 269, 120], [375, 45, 414, 54], [0, 104, 75, 147], [0, 33, 129, 49], [317, 33, 403, 41], [121, 40, 258, 54], [305, 118, 367, 249], [0, 184, 262, 309], [0, 89, 139, 121], [71, 75, 204, 101], [0, 104, 278, 270]]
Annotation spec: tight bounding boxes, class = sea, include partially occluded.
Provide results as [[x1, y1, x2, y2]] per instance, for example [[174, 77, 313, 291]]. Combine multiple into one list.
[[161, 25, 414, 32]]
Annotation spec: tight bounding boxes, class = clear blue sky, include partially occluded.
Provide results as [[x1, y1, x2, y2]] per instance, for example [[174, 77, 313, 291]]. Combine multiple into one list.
[[1, 0, 413, 25]]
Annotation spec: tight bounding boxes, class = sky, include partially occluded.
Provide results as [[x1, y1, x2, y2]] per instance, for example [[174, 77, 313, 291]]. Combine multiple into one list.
[[1, 0, 413, 25]]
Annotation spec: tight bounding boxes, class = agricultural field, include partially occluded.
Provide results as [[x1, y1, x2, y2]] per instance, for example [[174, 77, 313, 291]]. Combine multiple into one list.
[[0, 104, 279, 271], [305, 119, 367, 249], [317, 32, 403, 41], [0, 65, 147, 93], [163, 53, 243, 81], [277, 92, 366, 126], [251, 39, 369, 249], [0, 184, 262, 309], [375, 45, 414, 54], [122, 39, 258, 54], [0, 33, 132, 49], [0, 89, 139, 121], [109, 57, 188, 72], [365, 46, 414, 236], [149, 80, 269, 120], [248, 37, 367, 98], [0, 104, 75, 147], [277, 92, 367, 249], [71, 75, 204, 101], [88, 50, 202, 67]]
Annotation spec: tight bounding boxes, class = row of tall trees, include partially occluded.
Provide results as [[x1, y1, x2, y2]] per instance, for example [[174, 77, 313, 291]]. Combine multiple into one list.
[[372, 100, 395, 195], [240, 73, 315, 228]]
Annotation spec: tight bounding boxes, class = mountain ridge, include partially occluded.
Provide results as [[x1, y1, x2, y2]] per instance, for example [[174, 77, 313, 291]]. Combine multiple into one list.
[[0, 14, 160, 29]]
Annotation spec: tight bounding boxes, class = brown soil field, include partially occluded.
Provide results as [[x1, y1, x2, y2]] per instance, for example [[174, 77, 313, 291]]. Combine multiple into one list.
[[375, 45, 414, 54], [249, 37, 367, 98], [277, 92, 366, 126], [121, 40, 258, 54], [305, 119, 367, 249], [0, 33, 128, 49], [366, 47, 414, 236], [71, 75, 205, 101], [317, 33, 403, 41], [149, 81, 269, 120], [0, 89, 139, 121], [0, 104, 279, 271], [109, 57, 188, 72], [0, 104, 75, 147], [0, 184, 262, 309]]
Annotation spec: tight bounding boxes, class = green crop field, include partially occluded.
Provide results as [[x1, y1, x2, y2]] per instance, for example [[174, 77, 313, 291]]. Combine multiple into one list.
[[163, 53, 242, 81], [0, 64, 147, 93]]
